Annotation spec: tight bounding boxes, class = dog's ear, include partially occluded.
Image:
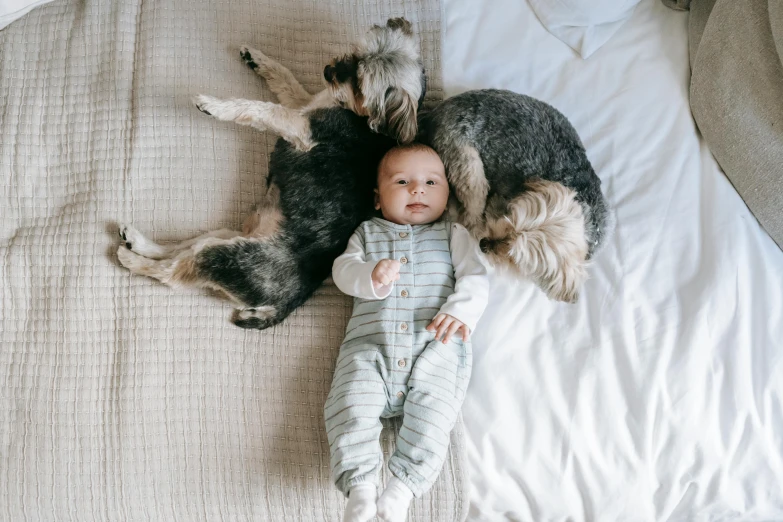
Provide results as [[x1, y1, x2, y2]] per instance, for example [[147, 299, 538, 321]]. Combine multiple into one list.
[[386, 17, 412, 35], [384, 87, 418, 143], [369, 86, 418, 143]]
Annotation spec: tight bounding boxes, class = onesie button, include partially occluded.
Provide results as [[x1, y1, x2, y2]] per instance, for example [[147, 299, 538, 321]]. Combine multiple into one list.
[[398, 359, 407, 368], [399, 232, 408, 238], [396, 391, 405, 399], [400, 257, 408, 264], [400, 289, 408, 297], [400, 323, 408, 331]]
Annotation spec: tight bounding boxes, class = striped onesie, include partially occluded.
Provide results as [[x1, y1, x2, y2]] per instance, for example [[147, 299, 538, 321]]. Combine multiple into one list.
[[327, 217, 490, 498]]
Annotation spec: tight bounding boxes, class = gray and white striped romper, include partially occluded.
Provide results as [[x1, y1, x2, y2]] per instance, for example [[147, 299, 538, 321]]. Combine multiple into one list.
[[325, 218, 472, 498]]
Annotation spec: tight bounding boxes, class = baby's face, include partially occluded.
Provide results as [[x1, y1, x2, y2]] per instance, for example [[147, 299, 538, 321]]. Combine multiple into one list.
[[375, 149, 449, 225]]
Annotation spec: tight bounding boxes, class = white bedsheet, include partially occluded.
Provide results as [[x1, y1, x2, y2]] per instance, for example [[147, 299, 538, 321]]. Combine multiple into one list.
[[442, 0, 783, 520]]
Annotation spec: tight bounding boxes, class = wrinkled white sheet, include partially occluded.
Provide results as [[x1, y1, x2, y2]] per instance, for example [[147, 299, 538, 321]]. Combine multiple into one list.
[[442, 0, 783, 520]]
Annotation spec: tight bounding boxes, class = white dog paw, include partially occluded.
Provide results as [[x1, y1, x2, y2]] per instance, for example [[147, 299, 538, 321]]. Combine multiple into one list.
[[118, 223, 143, 250], [239, 45, 265, 71], [193, 94, 219, 116], [116, 244, 137, 269], [119, 224, 168, 259]]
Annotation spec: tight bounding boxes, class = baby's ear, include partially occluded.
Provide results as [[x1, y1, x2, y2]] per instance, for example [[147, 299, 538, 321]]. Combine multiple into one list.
[[374, 189, 381, 210]]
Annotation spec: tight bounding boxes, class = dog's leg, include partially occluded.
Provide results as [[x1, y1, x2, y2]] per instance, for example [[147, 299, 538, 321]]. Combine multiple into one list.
[[239, 46, 313, 109], [193, 95, 316, 151], [241, 183, 284, 238], [119, 225, 240, 259], [117, 232, 252, 295], [117, 245, 200, 288], [441, 144, 489, 232]]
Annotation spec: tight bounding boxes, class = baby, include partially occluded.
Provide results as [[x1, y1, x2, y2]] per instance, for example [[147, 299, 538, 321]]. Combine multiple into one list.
[[327, 144, 491, 522]]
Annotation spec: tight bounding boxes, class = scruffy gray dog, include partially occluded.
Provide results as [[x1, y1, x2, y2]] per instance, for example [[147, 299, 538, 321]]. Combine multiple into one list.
[[419, 89, 610, 303]]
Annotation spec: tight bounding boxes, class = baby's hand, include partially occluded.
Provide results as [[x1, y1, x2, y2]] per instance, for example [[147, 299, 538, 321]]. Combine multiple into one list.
[[426, 313, 470, 344], [372, 259, 401, 289]]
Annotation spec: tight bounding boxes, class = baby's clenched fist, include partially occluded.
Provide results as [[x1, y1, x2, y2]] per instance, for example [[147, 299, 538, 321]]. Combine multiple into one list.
[[372, 259, 401, 289]]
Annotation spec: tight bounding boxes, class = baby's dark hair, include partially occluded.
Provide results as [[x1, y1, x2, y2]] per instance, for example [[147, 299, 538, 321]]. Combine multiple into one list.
[[376, 143, 441, 184]]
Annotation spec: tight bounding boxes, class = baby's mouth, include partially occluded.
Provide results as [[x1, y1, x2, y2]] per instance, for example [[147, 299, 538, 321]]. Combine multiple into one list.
[[407, 203, 428, 211]]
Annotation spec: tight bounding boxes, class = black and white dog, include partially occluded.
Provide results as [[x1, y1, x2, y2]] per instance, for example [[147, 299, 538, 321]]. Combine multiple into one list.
[[116, 18, 425, 329]]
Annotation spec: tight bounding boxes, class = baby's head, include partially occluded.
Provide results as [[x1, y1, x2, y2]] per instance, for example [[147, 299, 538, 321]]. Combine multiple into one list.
[[375, 144, 449, 225]]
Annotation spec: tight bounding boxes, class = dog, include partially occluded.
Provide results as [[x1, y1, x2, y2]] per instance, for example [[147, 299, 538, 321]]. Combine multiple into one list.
[[116, 18, 426, 329], [418, 89, 610, 303]]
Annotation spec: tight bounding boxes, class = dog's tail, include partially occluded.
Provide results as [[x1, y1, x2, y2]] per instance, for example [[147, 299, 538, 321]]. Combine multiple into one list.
[[486, 180, 589, 303]]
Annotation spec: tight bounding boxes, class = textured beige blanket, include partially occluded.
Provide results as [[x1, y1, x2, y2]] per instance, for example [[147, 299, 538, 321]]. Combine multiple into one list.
[[0, 0, 468, 519]]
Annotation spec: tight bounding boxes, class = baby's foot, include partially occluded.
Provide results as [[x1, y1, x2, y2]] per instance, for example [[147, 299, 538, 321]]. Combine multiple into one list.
[[376, 477, 413, 522], [343, 483, 377, 522]]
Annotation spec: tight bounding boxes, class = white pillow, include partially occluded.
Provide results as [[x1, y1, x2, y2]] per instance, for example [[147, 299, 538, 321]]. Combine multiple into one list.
[[527, 0, 641, 58], [0, 0, 54, 30]]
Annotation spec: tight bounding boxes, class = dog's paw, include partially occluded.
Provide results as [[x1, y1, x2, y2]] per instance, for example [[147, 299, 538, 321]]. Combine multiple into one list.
[[116, 244, 135, 269], [240, 45, 274, 77], [117, 244, 156, 276], [118, 223, 131, 249], [118, 223, 143, 252], [239, 45, 260, 71], [192, 94, 217, 116], [233, 306, 278, 330], [118, 224, 169, 259]]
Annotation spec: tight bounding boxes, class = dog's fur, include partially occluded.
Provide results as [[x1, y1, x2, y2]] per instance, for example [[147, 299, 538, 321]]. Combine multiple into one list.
[[117, 18, 424, 329], [418, 89, 610, 303], [322, 17, 426, 143]]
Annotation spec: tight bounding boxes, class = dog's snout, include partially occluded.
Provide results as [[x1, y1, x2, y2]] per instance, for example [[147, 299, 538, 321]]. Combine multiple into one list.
[[479, 238, 492, 253], [323, 64, 336, 82]]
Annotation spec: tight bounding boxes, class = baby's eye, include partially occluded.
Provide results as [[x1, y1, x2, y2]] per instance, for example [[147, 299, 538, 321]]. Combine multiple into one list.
[[397, 180, 408, 185], [426, 180, 436, 186]]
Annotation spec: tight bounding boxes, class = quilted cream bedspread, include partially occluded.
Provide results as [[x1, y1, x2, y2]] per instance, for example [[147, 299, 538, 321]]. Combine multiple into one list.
[[0, 0, 467, 519]]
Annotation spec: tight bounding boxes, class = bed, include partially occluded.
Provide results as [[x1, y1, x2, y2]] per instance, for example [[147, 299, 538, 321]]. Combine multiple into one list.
[[2, 0, 782, 520], [445, 0, 783, 519]]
